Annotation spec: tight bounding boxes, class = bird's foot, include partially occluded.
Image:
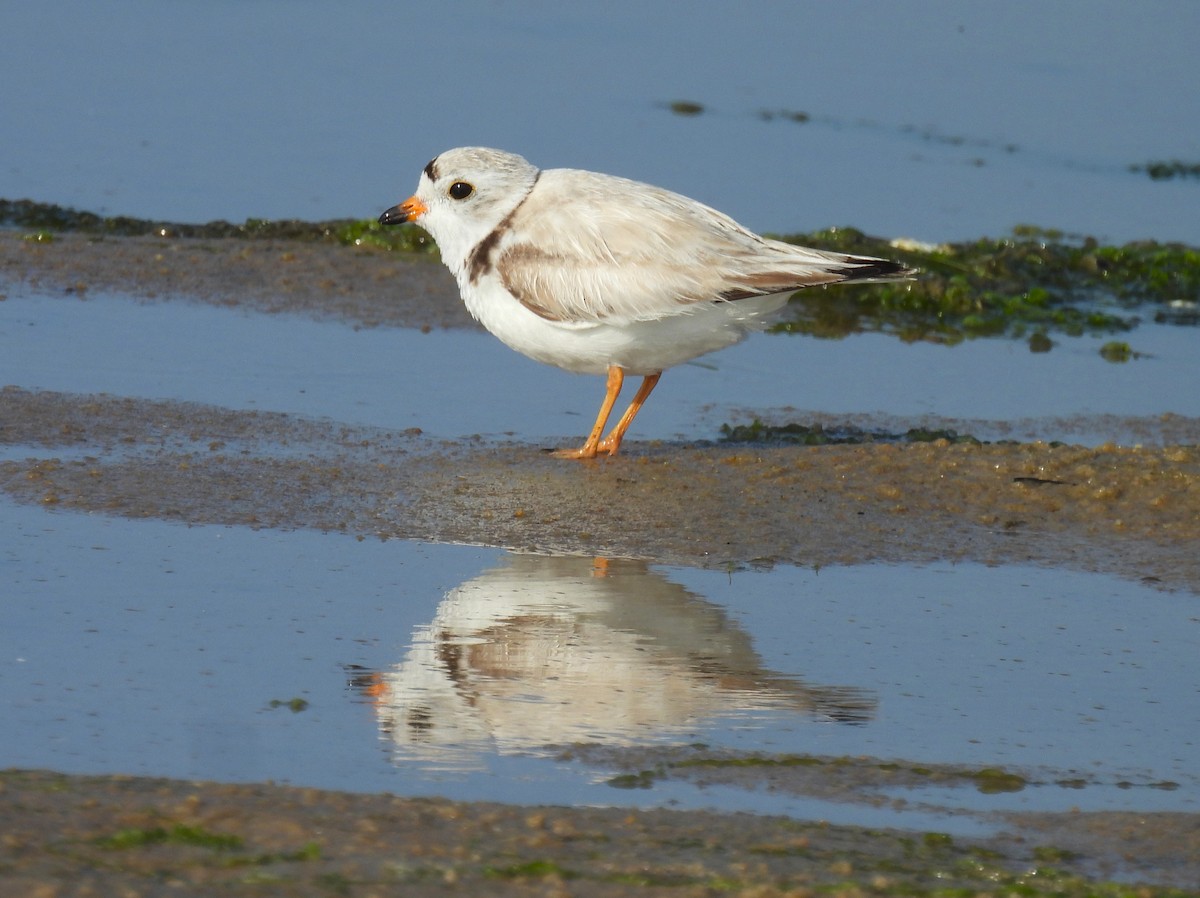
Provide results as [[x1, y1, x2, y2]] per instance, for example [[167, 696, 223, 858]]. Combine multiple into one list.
[[549, 439, 622, 460], [549, 445, 595, 460]]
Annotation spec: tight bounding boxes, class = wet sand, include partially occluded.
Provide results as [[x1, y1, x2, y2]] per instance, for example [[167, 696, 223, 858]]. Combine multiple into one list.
[[4, 768, 1199, 897], [2, 231, 1199, 894], [1, 230, 472, 329], [4, 387, 1197, 592]]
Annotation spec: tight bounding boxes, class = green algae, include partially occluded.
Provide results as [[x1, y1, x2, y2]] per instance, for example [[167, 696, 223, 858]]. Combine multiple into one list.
[[485, 859, 578, 879], [606, 770, 661, 789], [771, 225, 1200, 343], [97, 823, 244, 851], [667, 754, 1030, 794], [972, 767, 1028, 794], [6, 764, 1195, 896], [922, 832, 955, 849], [1131, 160, 1200, 181], [719, 420, 983, 446], [0, 198, 437, 255], [1099, 340, 1137, 363], [268, 697, 311, 713], [616, 749, 1187, 812], [665, 99, 705, 116], [94, 821, 322, 872], [4, 199, 1197, 344]]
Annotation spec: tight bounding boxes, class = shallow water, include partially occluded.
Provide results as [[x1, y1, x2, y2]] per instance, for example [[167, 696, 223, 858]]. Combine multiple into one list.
[[4, 1, 1199, 243], [3, 500, 1196, 833], [3, 233, 1200, 837], [4, 290, 1198, 447], [3, 2, 1199, 840]]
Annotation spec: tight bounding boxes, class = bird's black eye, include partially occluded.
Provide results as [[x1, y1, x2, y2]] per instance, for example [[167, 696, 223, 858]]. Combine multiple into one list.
[[448, 181, 474, 200]]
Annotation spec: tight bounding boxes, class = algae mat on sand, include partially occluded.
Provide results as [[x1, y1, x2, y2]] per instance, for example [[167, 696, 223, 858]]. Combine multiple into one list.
[[3, 769, 1199, 896]]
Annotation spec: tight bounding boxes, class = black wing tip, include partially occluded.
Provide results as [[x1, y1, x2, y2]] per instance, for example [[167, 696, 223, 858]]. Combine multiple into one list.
[[833, 258, 917, 281]]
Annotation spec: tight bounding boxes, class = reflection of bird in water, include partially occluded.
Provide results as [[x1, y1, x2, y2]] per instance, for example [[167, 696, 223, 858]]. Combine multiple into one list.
[[348, 555, 874, 769]]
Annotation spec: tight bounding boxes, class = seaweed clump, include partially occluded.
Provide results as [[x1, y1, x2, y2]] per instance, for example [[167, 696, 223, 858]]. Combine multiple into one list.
[[770, 225, 1200, 343], [0, 198, 437, 255]]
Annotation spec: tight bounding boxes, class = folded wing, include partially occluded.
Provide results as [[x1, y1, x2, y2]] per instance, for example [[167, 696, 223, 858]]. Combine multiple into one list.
[[492, 168, 914, 324]]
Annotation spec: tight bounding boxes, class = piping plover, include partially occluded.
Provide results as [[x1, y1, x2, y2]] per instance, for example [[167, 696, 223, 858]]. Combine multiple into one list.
[[380, 147, 914, 459]]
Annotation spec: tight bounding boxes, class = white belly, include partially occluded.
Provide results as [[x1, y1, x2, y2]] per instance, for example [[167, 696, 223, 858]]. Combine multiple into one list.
[[461, 276, 790, 376]]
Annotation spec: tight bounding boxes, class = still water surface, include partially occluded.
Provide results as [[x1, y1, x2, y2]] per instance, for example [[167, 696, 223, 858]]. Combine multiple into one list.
[[4, 1, 1198, 242], [4, 501, 1197, 831], [3, 290, 1198, 446]]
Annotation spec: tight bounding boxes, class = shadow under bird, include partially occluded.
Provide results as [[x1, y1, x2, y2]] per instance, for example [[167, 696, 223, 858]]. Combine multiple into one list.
[[380, 147, 914, 459]]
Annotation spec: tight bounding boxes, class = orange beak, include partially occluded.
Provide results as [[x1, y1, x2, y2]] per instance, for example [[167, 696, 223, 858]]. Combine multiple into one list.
[[378, 195, 428, 226]]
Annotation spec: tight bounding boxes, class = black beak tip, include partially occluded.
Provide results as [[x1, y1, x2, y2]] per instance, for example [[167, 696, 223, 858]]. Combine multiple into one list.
[[378, 206, 403, 227]]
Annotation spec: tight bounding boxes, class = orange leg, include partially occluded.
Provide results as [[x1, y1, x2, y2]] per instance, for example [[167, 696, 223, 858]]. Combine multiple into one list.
[[551, 365, 625, 459], [597, 371, 661, 457]]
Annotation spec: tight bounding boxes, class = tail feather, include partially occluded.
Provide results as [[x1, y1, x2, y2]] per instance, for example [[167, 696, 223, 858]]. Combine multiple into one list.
[[719, 252, 915, 301], [831, 256, 917, 284]]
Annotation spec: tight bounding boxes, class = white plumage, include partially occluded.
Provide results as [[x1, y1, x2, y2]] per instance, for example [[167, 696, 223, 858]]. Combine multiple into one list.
[[381, 147, 914, 458]]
